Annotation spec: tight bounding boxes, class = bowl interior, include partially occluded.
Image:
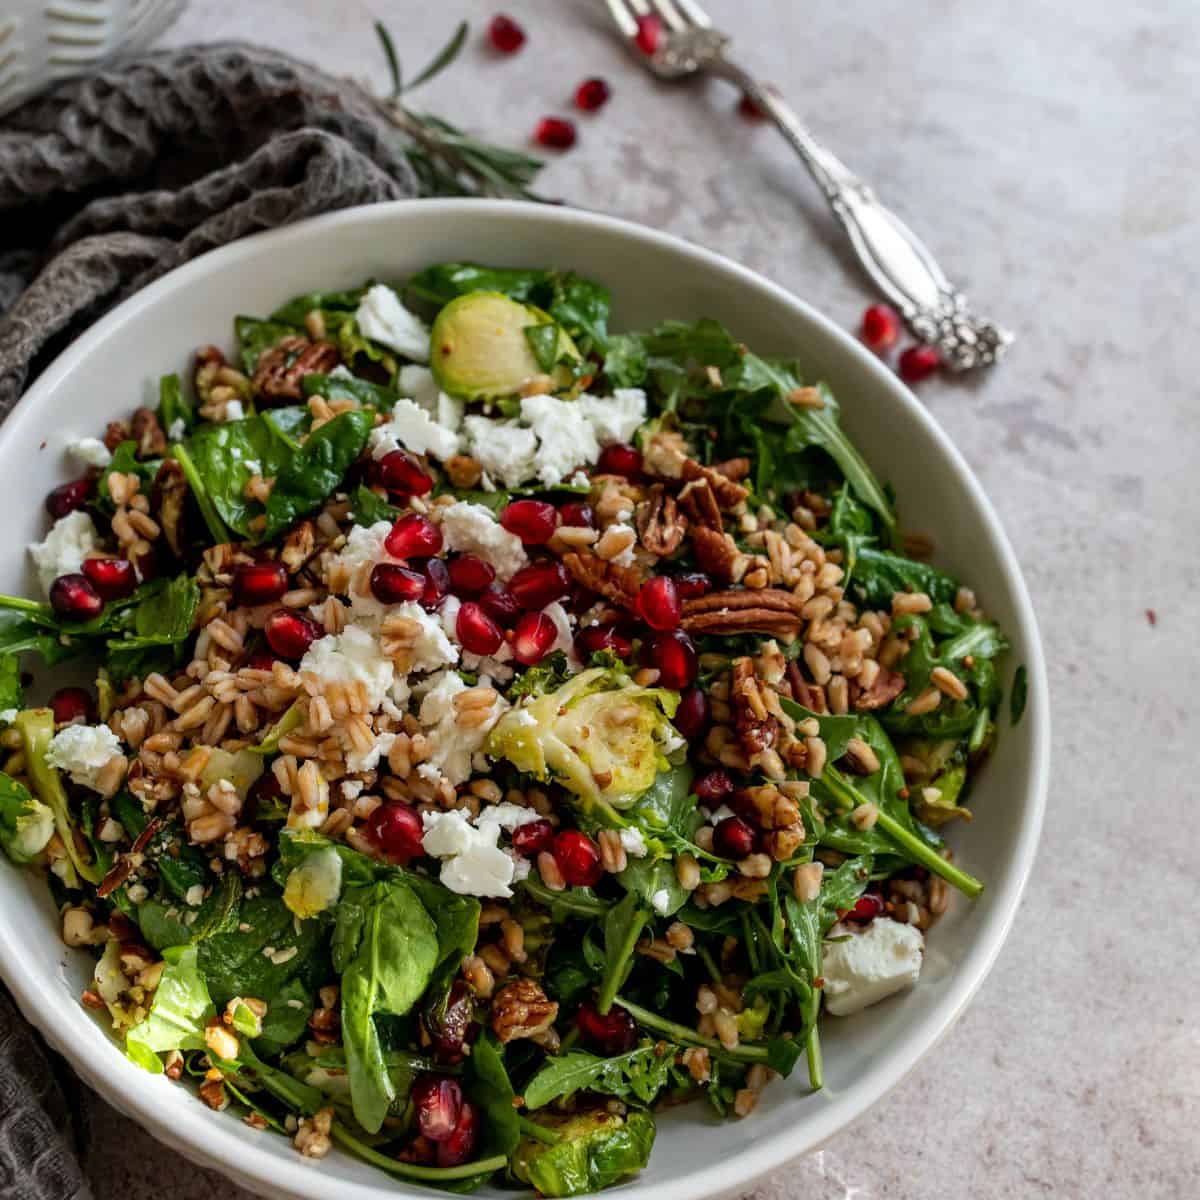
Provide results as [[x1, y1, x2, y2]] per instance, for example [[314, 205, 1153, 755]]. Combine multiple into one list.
[[0, 200, 1047, 1200]]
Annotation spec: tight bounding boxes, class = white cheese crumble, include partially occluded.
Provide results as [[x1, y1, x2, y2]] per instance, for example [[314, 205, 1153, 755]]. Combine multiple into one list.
[[476, 803, 542, 835], [324, 520, 405, 621], [68, 437, 112, 470], [184, 884, 206, 908], [417, 670, 508, 786], [299, 625, 395, 711], [821, 918, 924, 1016], [0, 709, 17, 725], [619, 828, 648, 858], [369, 397, 460, 462], [223, 399, 245, 422], [45, 724, 121, 792], [355, 283, 431, 362], [388, 601, 460, 673], [421, 809, 517, 898], [650, 888, 672, 916], [167, 417, 186, 441], [463, 416, 539, 489], [29, 510, 100, 596], [346, 730, 396, 774], [605, 522, 638, 568], [438, 501, 528, 581], [577, 388, 647, 446], [520, 394, 601, 487], [399, 365, 463, 433]]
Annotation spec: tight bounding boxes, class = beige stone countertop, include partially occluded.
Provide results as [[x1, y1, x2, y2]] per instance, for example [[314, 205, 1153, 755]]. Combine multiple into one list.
[[85, 1, 1199, 1197]]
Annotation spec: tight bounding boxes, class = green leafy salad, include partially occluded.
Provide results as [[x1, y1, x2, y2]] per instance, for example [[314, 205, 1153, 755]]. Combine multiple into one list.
[[0, 262, 1019, 1194]]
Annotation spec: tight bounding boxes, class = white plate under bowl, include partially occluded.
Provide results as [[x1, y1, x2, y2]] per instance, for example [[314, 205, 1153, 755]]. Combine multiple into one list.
[[0, 200, 1049, 1200]]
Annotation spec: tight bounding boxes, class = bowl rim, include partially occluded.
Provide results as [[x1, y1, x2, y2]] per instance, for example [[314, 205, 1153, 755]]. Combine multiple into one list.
[[0, 197, 1049, 1200]]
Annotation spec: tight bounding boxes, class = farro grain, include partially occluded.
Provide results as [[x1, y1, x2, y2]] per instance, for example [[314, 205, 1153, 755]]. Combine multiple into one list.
[[892, 591, 933, 615], [906, 687, 942, 716], [931, 665, 969, 701]]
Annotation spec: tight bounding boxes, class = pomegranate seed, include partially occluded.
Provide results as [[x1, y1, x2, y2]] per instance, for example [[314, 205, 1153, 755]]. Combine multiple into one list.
[[456, 602, 503, 656], [365, 801, 424, 863], [673, 572, 712, 600], [673, 686, 710, 739], [385, 513, 443, 560], [232, 561, 288, 607], [575, 77, 611, 111], [576, 1002, 638, 1055], [501, 498, 558, 545], [511, 818, 555, 857], [512, 611, 557, 665], [553, 830, 603, 887], [447, 554, 496, 598], [738, 91, 769, 120], [694, 769, 734, 806], [713, 815, 758, 859], [370, 563, 426, 605], [634, 13, 661, 54], [509, 560, 571, 611], [81, 557, 136, 601], [637, 576, 681, 631], [647, 629, 698, 690], [418, 557, 451, 610], [377, 450, 433, 496], [898, 344, 941, 383], [575, 624, 633, 661], [479, 582, 522, 627], [45, 477, 93, 519], [263, 609, 321, 659], [244, 649, 276, 672], [558, 501, 595, 529], [412, 1076, 463, 1143], [848, 892, 886, 923], [49, 573, 103, 621], [49, 687, 96, 726], [436, 1100, 480, 1168], [488, 13, 525, 53], [596, 443, 642, 478], [534, 116, 577, 151], [424, 979, 477, 1063], [860, 304, 901, 354]]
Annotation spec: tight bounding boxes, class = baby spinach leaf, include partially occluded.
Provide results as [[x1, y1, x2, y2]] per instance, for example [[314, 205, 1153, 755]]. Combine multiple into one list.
[[303, 371, 399, 412], [94, 441, 160, 516], [337, 319, 399, 380], [349, 484, 402, 527], [403, 872, 481, 1000], [157, 373, 193, 437], [522, 1043, 676, 1111], [125, 944, 215, 1073], [106, 574, 199, 682], [467, 1034, 520, 1158], [270, 287, 366, 327], [521, 873, 611, 920], [235, 315, 303, 373], [0, 656, 21, 714], [525, 322, 562, 373]]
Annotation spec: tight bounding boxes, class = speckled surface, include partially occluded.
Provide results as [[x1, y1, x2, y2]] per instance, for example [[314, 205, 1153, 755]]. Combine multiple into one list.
[[83, 1, 1199, 1196]]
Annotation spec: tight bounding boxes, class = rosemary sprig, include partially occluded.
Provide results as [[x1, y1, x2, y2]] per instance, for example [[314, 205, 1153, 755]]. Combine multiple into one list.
[[370, 21, 546, 201]]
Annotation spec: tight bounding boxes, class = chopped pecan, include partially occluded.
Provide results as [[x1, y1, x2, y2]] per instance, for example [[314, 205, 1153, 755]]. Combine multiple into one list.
[[711, 457, 751, 483], [152, 460, 188, 557], [681, 459, 749, 510], [280, 520, 317, 573], [691, 527, 743, 584], [677, 478, 722, 531], [853, 665, 906, 711], [103, 421, 131, 452], [563, 550, 641, 611], [131, 407, 167, 459], [731, 657, 777, 756], [786, 661, 827, 713], [490, 978, 559, 1044], [252, 336, 341, 402], [641, 429, 690, 479], [308, 1005, 341, 1044], [636, 485, 687, 556], [681, 588, 805, 640]]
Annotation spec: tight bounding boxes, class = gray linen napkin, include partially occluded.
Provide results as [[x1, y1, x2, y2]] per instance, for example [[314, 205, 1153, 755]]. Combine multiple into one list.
[[0, 41, 421, 1198]]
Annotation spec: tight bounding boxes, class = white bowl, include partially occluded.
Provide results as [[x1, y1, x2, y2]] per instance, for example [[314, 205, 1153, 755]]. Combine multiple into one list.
[[0, 200, 1049, 1200]]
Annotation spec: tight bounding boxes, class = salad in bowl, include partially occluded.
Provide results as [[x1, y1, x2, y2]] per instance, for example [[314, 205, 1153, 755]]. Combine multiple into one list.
[[0, 262, 1009, 1195]]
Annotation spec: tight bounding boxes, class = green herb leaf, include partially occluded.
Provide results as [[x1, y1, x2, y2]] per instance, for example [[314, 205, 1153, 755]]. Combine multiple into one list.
[[125, 944, 215, 1073], [522, 1043, 676, 1111]]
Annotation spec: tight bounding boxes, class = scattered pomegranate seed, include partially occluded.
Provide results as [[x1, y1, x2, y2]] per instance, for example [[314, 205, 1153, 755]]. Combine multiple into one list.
[[385, 512, 443, 560], [377, 450, 433, 496], [370, 563, 426, 605], [511, 818, 555, 858], [456, 602, 503, 656], [713, 815, 758, 859], [898, 344, 942, 383], [81, 557, 136, 601], [575, 623, 633, 661], [501, 498, 558, 545], [509, 560, 571, 611], [558, 501, 595, 528], [860, 304, 901, 354], [49, 687, 95, 726], [424, 980, 477, 1063], [637, 576, 681, 631], [575, 77, 612, 112], [365, 801, 424, 863], [232, 561, 288, 608], [576, 1001, 638, 1055], [647, 629, 697, 690], [596, 443, 642, 478], [634, 13, 661, 54], [534, 116, 577, 151], [45, 477, 93, 519], [552, 829, 603, 887], [479, 582, 522, 627], [263, 609, 321, 659], [738, 91, 769, 120], [49, 573, 103, 621], [244, 649, 277, 672], [673, 572, 712, 600], [447, 554, 496, 598], [848, 892, 886, 923], [418, 557, 451, 610], [511, 611, 558, 665], [412, 1076, 463, 1143], [694, 769, 734, 806], [673, 686, 710, 739], [436, 1100, 480, 1168], [488, 13, 525, 53]]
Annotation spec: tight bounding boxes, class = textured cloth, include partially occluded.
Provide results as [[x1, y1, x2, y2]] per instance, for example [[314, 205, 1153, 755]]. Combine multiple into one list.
[[0, 41, 423, 1199]]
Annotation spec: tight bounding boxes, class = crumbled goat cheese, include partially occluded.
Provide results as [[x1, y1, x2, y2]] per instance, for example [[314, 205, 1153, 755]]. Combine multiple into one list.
[[821, 918, 924, 1016], [369, 398, 460, 462], [355, 283, 431, 362], [391, 602, 460, 673], [438, 501, 528, 581], [299, 625, 395, 711], [68, 437, 112, 469], [340, 780, 365, 801], [325, 521, 405, 620], [709, 804, 735, 825], [463, 416, 539, 489], [167, 417, 186, 441], [184, 884, 206, 908], [417, 670, 508, 786], [29, 510, 100, 595], [45, 724, 121, 791], [346, 730, 396, 774], [520, 394, 600, 487], [421, 809, 517, 898], [399, 365, 463, 433], [475, 803, 542, 834], [0, 709, 17, 725], [650, 888, 672, 916], [223, 399, 245, 422], [619, 828, 648, 858], [578, 388, 647, 446]]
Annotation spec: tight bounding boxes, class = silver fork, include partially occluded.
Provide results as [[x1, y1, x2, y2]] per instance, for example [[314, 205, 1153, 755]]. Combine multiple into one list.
[[605, 0, 1012, 370]]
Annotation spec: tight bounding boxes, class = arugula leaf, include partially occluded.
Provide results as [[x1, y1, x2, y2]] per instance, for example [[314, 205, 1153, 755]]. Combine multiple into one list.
[[521, 873, 612, 920], [601, 334, 647, 389], [349, 484, 402, 527], [596, 892, 647, 1015], [523, 1043, 677, 1111], [506, 651, 571, 701], [125, 944, 215, 1073]]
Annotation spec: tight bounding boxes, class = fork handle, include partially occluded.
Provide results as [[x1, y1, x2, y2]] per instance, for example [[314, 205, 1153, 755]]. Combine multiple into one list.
[[724, 71, 1012, 370]]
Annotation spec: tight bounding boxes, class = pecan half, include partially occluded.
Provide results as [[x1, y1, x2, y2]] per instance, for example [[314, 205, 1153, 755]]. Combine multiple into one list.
[[636, 485, 687, 556], [252, 336, 341, 402], [103, 421, 131, 452], [491, 978, 559, 1044], [853, 665, 906, 711], [691, 527, 743, 584], [786, 661, 827, 713], [677, 478, 723, 531], [681, 459, 749, 510], [131, 407, 167, 459], [711, 457, 751, 483], [731, 657, 777, 756], [152, 460, 188, 557], [563, 550, 641, 611], [681, 588, 805, 639]]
